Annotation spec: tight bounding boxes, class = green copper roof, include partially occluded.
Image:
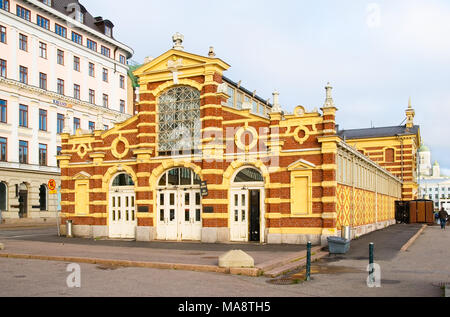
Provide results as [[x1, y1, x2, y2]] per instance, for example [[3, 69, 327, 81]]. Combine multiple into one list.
[[127, 64, 141, 88], [419, 144, 430, 152]]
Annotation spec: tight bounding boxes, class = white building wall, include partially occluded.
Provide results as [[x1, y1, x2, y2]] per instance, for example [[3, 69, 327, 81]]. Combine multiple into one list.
[[0, 1, 134, 221]]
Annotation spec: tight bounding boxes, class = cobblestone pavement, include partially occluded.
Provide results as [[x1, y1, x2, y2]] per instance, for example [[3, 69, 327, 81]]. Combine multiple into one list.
[[1, 224, 446, 297]]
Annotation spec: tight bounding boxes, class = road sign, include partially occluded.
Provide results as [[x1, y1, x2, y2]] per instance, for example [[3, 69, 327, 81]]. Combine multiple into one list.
[[48, 179, 57, 194]]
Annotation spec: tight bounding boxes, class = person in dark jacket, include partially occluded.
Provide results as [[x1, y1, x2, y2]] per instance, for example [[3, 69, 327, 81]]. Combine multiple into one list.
[[439, 208, 448, 230]]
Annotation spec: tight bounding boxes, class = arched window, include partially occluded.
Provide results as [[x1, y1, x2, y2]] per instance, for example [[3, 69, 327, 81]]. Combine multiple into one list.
[[158, 86, 201, 156], [39, 184, 47, 211], [158, 168, 201, 187], [234, 168, 264, 183], [112, 174, 135, 187], [0, 182, 7, 211]]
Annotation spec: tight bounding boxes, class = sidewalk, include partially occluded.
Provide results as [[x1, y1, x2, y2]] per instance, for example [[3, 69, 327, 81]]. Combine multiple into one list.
[[0, 218, 57, 229], [0, 228, 318, 276], [279, 224, 449, 297], [0, 224, 427, 281]]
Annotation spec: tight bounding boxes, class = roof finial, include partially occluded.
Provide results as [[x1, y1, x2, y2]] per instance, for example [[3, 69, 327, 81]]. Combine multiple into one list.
[[405, 97, 415, 129], [172, 32, 184, 51], [208, 46, 216, 57], [324, 82, 334, 108], [271, 90, 282, 113]]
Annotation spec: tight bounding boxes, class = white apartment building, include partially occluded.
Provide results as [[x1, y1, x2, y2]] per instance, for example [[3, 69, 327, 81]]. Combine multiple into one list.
[[0, 0, 133, 222], [418, 144, 450, 212]]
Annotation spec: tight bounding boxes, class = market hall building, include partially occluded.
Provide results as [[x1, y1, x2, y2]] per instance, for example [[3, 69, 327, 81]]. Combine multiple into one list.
[[58, 34, 419, 245]]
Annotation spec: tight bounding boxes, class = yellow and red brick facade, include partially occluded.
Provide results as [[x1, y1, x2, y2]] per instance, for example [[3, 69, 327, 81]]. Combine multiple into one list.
[[57, 44, 415, 245]]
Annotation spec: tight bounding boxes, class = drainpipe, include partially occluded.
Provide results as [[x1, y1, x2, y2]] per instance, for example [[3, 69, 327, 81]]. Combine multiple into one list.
[[351, 153, 355, 237]]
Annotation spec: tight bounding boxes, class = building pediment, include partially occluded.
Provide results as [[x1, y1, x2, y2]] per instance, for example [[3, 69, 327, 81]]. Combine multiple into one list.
[[73, 171, 92, 180], [288, 159, 317, 171], [133, 49, 230, 82]]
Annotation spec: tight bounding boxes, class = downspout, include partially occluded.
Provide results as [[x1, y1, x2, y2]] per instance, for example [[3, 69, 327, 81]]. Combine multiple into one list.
[[351, 154, 355, 237], [113, 46, 119, 74]]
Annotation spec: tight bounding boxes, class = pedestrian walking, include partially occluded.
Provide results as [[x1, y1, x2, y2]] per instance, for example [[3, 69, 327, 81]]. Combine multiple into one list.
[[438, 207, 448, 230]]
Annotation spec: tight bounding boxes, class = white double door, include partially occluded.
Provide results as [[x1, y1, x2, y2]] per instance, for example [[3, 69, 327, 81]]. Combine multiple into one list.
[[230, 190, 249, 242], [157, 189, 202, 241], [109, 190, 137, 239]]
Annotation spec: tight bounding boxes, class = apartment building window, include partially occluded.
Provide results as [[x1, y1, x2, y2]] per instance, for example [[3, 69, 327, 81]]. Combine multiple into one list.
[[19, 105, 28, 127], [57, 49, 64, 65], [0, 0, 9, 11], [101, 46, 110, 58], [120, 75, 125, 89], [89, 89, 95, 104], [120, 100, 125, 113], [16, 5, 30, 21], [105, 26, 112, 38], [73, 84, 80, 100], [42, 0, 51, 6], [57, 79, 64, 95], [0, 137, 6, 162], [103, 94, 109, 108], [55, 24, 67, 38], [88, 62, 95, 77], [73, 56, 80, 71], [0, 25, 6, 43], [88, 121, 95, 132], [57, 114, 64, 134], [19, 34, 27, 51], [119, 55, 126, 64], [39, 144, 47, 166], [19, 66, 28, 84], [71, 31, 82, 45], [39, 42, 47, 58], [87, 39, 97, 51], [102, 68, 108, 82], [39, 109, 47, 131], [0, 59, 6, 77], [37, 15, 49, 30], [19, 140, 28, 164], [73, 117, 80, 132], [56, 146, 61, 167], [104, 125, 109, 131], [39, 72, 47, 90], [0, 99, 6, 123]]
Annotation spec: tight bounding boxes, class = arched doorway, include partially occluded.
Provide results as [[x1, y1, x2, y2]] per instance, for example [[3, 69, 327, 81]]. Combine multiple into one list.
[[156, 167, 202, 241], [39, 184, 48, 211], [0, 182, 7, 221], [109, 173, 136, 239], [230, 167, 265, 243], [18, 183, 28, 218]]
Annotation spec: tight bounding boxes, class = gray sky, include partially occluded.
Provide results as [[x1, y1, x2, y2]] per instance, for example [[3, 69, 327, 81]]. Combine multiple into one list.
[[86, 0, 450, 174]]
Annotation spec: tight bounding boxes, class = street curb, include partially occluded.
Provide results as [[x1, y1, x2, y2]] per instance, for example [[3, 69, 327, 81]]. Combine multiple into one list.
[[0, 252, 266, 276], [400, 225, 427, 252]]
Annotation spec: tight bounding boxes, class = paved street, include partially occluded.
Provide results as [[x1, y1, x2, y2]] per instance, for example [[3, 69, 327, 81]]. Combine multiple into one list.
[[0, 223, 448, 297]]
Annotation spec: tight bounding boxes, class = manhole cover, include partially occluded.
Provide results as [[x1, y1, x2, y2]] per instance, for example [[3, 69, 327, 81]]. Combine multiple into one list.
[[14, 275, 26, 279], [267, 278, 305, 285], [432, 281, 450, 288], [381, 280, 401, 285]]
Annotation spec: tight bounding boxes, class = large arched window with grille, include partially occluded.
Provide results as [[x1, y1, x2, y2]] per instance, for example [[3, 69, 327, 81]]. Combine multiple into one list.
[[158, 86, 201, 156]]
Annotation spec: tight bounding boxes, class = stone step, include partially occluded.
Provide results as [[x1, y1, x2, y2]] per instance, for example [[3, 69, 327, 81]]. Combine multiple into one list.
[[257, 246, 322, 272], [263, 251, 328, 278]]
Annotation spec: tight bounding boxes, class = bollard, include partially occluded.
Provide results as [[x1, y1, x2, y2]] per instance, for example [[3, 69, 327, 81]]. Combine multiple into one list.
[[66, 220, 73, 238], [305, 241, 311, 281], [369, 242, 374, 283]]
